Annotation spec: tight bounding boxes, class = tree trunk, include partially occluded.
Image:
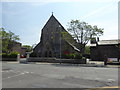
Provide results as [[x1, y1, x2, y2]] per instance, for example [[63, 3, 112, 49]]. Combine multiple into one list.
[[79, 44, 85, 55]]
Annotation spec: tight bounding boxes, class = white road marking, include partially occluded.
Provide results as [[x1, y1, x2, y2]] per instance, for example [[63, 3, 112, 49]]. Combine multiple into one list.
[[2, 70, 22, 75], [25, 71, 29, 73], [2, 70, 32, 74], [95, 78, 101, 80], [107, 79, 115, 82], [21, 73, 25, 74], [2, 72, 29, 80], [23, 71, 34, 74]]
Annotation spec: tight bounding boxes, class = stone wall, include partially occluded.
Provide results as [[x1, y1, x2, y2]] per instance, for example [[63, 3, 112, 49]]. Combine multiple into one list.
[[27, 57, 86, 64]]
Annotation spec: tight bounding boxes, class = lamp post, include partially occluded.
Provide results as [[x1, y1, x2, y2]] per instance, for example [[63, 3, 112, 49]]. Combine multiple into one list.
[[58, 25, 62, 64]]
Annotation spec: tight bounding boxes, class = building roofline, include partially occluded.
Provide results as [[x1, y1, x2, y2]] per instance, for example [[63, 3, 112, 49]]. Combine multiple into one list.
[[90, 39, 120, 46]]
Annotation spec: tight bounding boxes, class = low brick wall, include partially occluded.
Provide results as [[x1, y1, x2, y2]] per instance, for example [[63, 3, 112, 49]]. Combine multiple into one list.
[[27, 57, 58, 63], [2, 58, 18, 61], [27, 57, 86, 64]]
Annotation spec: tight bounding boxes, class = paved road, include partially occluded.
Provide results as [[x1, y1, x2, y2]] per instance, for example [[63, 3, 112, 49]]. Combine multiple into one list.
[[2, 62, 119, 88]]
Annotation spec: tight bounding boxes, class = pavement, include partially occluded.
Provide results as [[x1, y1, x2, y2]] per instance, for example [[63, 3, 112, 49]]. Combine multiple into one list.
[[2, 61, 119, 88], [5, 59, 120, 68], [88, 61, 120, 68]]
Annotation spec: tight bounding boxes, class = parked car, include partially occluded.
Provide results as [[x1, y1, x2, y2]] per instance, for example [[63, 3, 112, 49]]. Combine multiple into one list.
[[20, 55, 26, 58]]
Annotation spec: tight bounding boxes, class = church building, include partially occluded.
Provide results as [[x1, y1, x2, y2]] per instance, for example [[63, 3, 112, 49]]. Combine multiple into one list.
[[33, 14, 80, 58]]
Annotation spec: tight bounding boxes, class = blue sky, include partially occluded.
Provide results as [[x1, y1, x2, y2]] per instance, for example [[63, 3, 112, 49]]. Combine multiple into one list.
[[1, 0, 119, 46]]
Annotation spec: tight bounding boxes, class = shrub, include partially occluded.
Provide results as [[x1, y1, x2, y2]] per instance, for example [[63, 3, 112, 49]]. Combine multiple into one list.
[[68, 53, 75, 59], [10, 51, 20, 55], [62, 53, 83, 59], [62, 53, 75, 59], [74, 54, 82, 59], [63, 53, 76, 59], [2, 51, 19, 58], [9, 52, 19, 58], [2, 53, 8, 58]]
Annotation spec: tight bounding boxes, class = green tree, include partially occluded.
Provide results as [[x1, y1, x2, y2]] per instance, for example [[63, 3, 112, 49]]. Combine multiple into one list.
[[0, 28, 20, 53], [22, 45, 32, 52], [67, 20, 104, 54], [85, 46, 90, 54], [0, 28, 9, 52]]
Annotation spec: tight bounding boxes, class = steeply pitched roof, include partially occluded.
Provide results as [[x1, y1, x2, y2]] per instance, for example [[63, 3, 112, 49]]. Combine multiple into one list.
[[90, 39, 119, 46], [66, 41, 80, 52], [42, 14, 66, 31], [34, 14, 80, 52], [48, 14, 80, 51], [98, 39, 119, 45]]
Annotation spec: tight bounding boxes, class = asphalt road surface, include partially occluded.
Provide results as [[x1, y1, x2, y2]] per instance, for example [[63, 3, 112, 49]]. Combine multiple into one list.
[[2, 62, 119, 88]]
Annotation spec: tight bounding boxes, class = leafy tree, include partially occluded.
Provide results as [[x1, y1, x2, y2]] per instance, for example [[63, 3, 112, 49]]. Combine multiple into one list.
[[0, 28, 20, 53], [67, 20, 104, 53], [0, 28, 8, 52], [22, 43, 37, 52], [22, 45, 32, 52], [85, 46, 90, 54]]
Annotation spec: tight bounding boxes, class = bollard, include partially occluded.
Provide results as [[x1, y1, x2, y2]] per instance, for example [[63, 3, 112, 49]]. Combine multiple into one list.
[[27, 53, 30, 59], [26, 52, 31, 62], [104, 55, 107, 66], [86, 59, 90, 64], [17, 54, 20, 62]]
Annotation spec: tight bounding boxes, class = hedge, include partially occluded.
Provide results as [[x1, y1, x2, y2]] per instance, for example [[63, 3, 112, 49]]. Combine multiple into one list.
[[2, 51, 19, 58], [62, 53, 82, 59]]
